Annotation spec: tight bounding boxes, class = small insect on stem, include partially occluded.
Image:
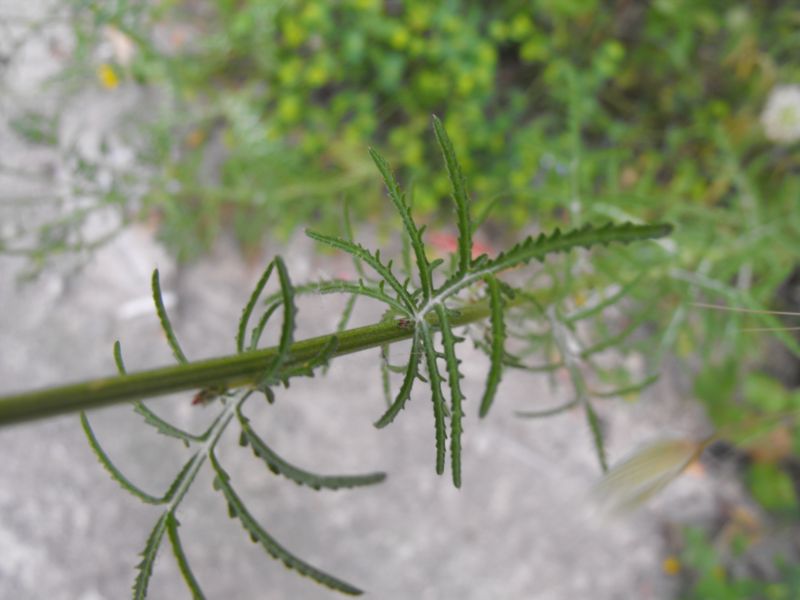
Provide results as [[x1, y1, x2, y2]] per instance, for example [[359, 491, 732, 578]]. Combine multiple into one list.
[[191, 386, 226, 406], [396, 317, 414, 330]]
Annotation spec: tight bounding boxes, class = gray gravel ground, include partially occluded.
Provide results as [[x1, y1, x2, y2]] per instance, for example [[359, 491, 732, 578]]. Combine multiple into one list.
[[0, 228, 738, 600], [0, 3, 745, 599]]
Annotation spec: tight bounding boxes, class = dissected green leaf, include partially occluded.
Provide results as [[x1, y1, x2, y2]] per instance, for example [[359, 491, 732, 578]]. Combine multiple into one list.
[[86, 128, 676, 597], [472, 338, 562, 374], [255, 256, 296, 388], [134, 401, 204, 445], [379, 344, 392, 407], [274, 256, 296, 362], [374, 332, 422, 428], [417, 322, 447, 476], [249, 302, 281, 351], [565, 275, 643, 323], [80, 412, 164, 505], [238, 406, 385, 490], [310, 279, 409, 315], [432, 115, 472, 278], [592, 374, 660, 399], [400, 223, 413, 281], [281, 335, 339, 379], [209, 450, 363, 596], [433, 304, 465, 488], [431, 223, 670, 310], [481, 222, 671, 285], [368, 147, 433, 301], [515, 399, 579, 419], [342, 199, 368, 280], [237, 261, 275, 353], [162, 452, 203, 505], [580, 308, 650, 358], [114, 340, 201, 444], [504, 358, 563, 373], [132, 511, 169, 600], [151, 269, 188, 364], [306, 230, 415, 312], [585, 401, 608, 472], [479, 275, 505, 418], [152, 269, 189, 364], [246, 266, 378, 353], [113, 340, 126, 374], [166, 513, 207, 600], [335, 294, 358, 335]]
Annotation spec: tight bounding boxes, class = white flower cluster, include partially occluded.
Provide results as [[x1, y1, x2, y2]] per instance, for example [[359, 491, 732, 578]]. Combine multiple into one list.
[[761, 84, 800, 144]]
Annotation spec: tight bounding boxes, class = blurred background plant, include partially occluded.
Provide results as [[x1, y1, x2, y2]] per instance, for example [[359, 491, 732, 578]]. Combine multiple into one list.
[[674, 524, 800, 599], [2, 0, 800, 593]]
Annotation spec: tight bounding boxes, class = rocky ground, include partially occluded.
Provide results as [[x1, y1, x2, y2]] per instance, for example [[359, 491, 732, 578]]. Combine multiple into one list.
[[1, 225, 736, 600], [0, 3, 753, 599]]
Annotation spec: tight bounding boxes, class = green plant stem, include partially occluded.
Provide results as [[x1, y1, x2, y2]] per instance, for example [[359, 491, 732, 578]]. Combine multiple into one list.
[[0, 297, 502, 427]]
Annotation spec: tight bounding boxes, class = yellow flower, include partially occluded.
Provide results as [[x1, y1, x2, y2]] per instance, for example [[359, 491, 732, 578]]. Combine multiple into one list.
[[97, 63, 119, 90], [390, 26, 409, 50], [282, 20, 305, 47], [277, 59, 302, 86], [408, 5, 432, 31], [402, 140, 423, 166], [457, 73, 475, 95], [300, 3, 324, 25], [510, 14, 533, 40], [353, 0, 378, 11], [520, 39, 547, 63], [306, 63, 329, 87], [662, 556, 681, 576], [277, 96, 301, 124]]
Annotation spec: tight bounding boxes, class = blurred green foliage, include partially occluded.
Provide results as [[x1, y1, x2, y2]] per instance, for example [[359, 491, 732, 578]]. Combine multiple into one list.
[[695, 368, 800, 514], [45, 0, 798, 261], [690, 363, 800, 592], [680, 526, 800, 600]]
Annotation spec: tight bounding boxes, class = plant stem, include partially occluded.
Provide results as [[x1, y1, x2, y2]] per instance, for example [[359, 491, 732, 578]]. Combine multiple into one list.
[[0, 298, 499, 427]]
